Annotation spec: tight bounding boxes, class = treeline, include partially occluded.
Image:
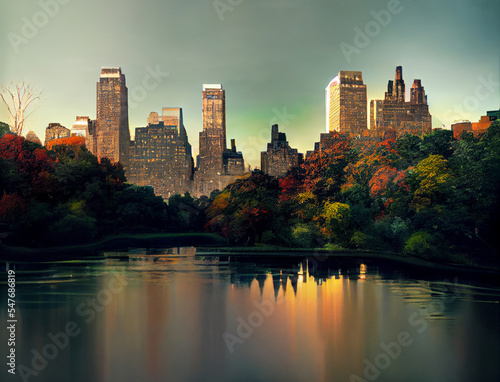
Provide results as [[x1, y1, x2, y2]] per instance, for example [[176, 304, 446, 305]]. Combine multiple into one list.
[[0, 134, 204, 247], [205, 122, 500, 265], [1, 122, 499, 266]]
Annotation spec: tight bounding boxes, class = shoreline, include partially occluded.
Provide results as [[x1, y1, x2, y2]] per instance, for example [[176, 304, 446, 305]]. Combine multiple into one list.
[[1, 234, 499, 277], [197, 247, 500, 275], [0, 233, 227, 262]]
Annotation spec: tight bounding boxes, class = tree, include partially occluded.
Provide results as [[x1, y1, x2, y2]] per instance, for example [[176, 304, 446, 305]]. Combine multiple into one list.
[[0, 122, 9, 137], [0, 81, 43, 136], [46, 136, 85, 151], [205, 171, 281, 245], [316, 201, 351, 243]]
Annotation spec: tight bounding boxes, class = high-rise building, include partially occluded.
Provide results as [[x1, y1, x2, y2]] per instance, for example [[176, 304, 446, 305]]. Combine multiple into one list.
[[194, 84, 245, 197], [379, 66, 432, 138], [71, 116, 92, 138], [198, 84, 226, 176], [127, 108, 193, 199], [95, 68, 130, 166], [261, 124, 300, 177], [326, 71, 367, 135], [370, 100, 383, 130]]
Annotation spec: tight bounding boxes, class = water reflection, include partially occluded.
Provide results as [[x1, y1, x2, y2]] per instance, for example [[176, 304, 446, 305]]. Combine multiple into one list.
[[0, 247, 499, 382]]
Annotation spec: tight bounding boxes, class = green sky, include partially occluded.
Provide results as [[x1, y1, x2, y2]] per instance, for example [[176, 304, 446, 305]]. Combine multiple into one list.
[[1, 0, 499, 167]]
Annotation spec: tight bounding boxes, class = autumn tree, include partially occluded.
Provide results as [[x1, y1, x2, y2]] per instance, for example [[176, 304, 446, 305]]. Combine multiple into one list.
[[46, 136, 86, 151], [205, 171, 281, 245], [409, 154, 452, 212]]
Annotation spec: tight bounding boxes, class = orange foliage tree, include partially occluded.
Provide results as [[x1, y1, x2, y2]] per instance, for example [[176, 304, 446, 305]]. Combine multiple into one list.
[[46, 136, 85, 151]]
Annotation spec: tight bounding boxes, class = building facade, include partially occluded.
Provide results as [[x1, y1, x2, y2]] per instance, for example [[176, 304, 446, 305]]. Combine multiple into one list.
[[261, 124, 300, 177], [127, 109, 194, 199], [44, 123, 70, 146], [369, 100, 383, 130], [198, 84, 226, 176], [451, 120, 473, 139], [377, 66, 432, 138], [71, 116, 92, 138], [194, 84, 245, 197], [326, 71, 367, 135], [94, 68, 130, 166]]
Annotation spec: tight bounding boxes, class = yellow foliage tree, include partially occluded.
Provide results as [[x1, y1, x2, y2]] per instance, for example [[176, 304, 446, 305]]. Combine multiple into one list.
[[411, 154, 452, 211]]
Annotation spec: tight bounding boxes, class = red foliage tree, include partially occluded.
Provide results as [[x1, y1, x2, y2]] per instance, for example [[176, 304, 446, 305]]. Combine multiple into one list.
[[0, 194, 27, 219]]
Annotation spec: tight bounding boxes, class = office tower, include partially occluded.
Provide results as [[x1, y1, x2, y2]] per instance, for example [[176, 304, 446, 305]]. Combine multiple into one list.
[[410, 79, 425, 104], [370, 100, 383, 130], [380, 66, 432, 138], [385, 66, 405, 103], [128, 108, 193, 199], [71, 116, 92, 138], [95, 67, 130, 166], [326, 71, 367, 135], [198, 84, 226, 176], [195, 84, 245, 197], [261, 124, 300, 177]]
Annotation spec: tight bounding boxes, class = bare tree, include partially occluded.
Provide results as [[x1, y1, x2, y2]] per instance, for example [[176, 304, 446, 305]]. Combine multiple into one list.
[[0, 81, 43, 136]]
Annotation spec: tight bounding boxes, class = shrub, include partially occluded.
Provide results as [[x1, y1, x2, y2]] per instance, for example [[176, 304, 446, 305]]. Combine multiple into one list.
[[292, 224, 316, 248], [350, 231, 368, 249], [403, 231, 435, 259]]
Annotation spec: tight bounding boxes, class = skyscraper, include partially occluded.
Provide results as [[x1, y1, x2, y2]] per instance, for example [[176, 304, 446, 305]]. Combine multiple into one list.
[[198, 84, 226, 176], [261, 124, 300, 178], [195, 84, 245, 196], [380, 66, 432, 138], [127, 108, 193, 199], [370, 100, 383, 131], [326, 71, 367, 135], [95, 68, 130, 166]]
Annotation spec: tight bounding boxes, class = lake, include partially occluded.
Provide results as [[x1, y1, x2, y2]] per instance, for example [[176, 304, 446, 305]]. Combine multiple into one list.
[[1, 247, 499, 382]]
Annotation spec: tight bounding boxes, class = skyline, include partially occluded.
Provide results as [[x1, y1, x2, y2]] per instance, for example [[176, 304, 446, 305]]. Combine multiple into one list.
[[1, 0, 499, 168]]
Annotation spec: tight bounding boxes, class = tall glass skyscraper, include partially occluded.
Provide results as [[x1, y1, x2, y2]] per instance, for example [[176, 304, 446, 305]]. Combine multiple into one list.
[[325, 71, 367, 135]]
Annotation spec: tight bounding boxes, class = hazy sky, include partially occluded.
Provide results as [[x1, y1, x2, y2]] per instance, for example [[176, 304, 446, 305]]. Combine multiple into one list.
[[1, 0, 499, 167]]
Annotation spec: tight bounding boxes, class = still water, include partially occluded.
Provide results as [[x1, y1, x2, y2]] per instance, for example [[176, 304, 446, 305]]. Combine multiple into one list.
[[1, 247, 499, 382]]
